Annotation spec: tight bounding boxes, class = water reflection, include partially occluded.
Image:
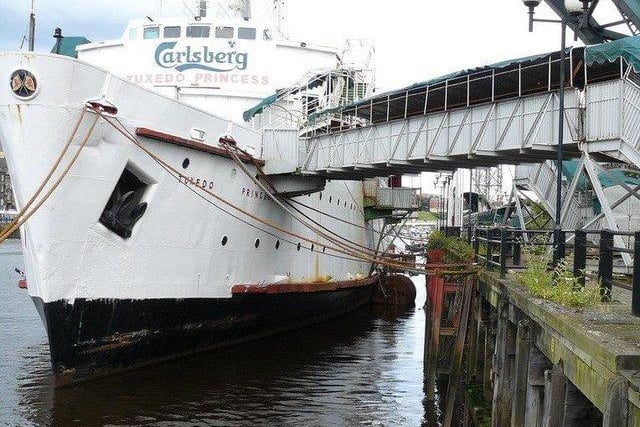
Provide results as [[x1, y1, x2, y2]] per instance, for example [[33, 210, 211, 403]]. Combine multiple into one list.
[[3, 239, 433, 426]]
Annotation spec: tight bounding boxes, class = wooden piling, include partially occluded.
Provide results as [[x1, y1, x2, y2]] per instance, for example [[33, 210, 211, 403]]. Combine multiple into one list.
[[424, 275, 445, 401], [491, 303, 516, 427], [525, 343, 549, 426], [483, 309, 497, 403], [510, 321, 530, 427], [542, 363, 566, 427], [563, 379, 602, 426], [603, 375, 629, 427]]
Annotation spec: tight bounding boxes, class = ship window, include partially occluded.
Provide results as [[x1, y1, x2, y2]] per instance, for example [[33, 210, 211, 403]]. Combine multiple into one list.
[[215, 26, 234, 39], [143, 26, 160, 39], [275, 240, 280, 249], [221, 236, 228, 246], [297, 242, 301, 251], [129, 28, 138, 40], [263, 29, 272, 41], [254, 238, 260, 248], [164, 26, 181, 38], [311, 244, 314, 252], [187, 25, 210, 38], [238, 27, 256, 40]]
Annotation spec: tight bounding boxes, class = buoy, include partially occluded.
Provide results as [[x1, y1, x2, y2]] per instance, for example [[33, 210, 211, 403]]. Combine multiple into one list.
[[371, 274, 416, 307], [18, 278, 27, 289]]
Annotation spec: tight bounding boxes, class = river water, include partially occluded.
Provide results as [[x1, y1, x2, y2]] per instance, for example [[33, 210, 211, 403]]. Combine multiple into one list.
[[0, 240, 437, 426]]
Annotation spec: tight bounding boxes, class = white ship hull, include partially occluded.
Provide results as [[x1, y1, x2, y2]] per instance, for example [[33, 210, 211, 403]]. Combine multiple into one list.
[[0, 53, 375, 385]]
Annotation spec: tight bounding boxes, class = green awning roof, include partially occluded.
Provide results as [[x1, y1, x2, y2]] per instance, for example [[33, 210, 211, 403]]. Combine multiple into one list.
[[51, 36, 91, 58], [242, 93, 278, 122], [308, 49, 567, 122], [585, 35, 640, 71]]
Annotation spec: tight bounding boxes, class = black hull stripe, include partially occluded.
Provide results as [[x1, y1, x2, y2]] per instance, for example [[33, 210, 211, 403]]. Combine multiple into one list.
[[35, 285, 373, 386]]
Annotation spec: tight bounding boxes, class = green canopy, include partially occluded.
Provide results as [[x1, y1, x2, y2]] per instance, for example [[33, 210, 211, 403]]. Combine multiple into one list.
[[308, 49, 565, 122], [51, 36, 91, 58], [242, 93, 278, 122], [585, 35, 640, 71]]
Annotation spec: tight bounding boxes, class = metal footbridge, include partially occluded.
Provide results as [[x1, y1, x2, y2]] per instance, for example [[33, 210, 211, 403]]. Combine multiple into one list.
[[262, 46, 640, 179]]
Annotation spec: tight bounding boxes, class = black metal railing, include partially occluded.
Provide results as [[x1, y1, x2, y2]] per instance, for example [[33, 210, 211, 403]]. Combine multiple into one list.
[[453, 226, 640, 316]]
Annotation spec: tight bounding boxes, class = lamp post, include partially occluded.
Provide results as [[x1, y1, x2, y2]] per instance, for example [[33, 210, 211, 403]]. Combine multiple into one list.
[[521, 0, 590, 265]]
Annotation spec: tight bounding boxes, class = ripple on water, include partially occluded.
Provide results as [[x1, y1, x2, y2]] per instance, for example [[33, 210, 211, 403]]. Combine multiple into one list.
[[2, 241, 432, 426]]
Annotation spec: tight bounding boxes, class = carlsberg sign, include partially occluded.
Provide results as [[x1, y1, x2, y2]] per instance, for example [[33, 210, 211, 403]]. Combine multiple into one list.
[[155, 42, 248, 72]]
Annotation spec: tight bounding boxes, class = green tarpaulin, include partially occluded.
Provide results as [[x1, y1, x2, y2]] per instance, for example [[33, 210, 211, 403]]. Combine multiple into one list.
[[242, 93, 278, 122], [585, 35, 640, 71], [308, 49, 565, 122], [51, 36, 91, 58]]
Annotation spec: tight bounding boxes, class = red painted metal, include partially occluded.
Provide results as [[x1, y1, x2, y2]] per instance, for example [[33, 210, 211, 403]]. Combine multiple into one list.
[[231, 275, 378, 295], [18, 278, 27, 289], [135, 128, 264, 166]]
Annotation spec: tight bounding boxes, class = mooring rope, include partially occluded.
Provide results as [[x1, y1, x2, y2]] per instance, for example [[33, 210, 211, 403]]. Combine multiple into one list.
[[0, 109, 99, 243], [95, 110, 426, 272]]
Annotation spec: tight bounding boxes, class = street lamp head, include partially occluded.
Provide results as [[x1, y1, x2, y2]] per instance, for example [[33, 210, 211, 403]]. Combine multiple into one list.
[[565, 0, 587, 16], [521, 0, 541, 7], [522, 0, 542, 32]]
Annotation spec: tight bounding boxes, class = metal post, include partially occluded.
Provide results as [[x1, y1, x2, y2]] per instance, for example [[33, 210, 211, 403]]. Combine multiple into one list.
[[513, 230, 522, 266], [553, 20, 567, 267], [573, 230, 587, 288], [633, 231, 640, 316], [598, 230, 613, 301], [500, 227, 508, 279], [558, 230, 566, 261], [473, 228, 480, 262], [28, 7, 36, 51], [486, 229, 492, 270]]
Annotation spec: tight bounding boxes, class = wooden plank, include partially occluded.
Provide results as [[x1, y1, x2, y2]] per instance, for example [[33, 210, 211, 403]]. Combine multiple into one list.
[[542, 363, 566, 427], [443, 277, 476, 427], [511, 321, 531, 427]]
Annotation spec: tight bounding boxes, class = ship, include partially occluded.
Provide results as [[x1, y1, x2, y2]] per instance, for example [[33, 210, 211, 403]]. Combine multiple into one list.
[[0, 0, 382, 386]]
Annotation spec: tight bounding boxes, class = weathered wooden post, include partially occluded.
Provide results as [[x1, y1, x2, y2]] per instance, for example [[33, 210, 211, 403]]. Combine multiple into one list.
[[563, 380, 603, 425], [510, 321, 530, 427], [491, 302, 516, 427], [525, 345, 549, 425], [483, 309, 497, 403], [542, 363, 566, 427], [603, 375, 629, 427]]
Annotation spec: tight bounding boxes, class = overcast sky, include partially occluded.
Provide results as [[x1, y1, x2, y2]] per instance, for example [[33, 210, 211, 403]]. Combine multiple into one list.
[[0, 0, 628, 195], [0, 0, 627, 90]]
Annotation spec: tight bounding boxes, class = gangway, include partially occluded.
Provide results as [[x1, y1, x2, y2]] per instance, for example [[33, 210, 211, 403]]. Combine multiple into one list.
[[261, 37, 640, 180]]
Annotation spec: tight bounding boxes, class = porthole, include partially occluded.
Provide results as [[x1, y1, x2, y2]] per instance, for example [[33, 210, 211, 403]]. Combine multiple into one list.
[[221, 236, 228, 246], [322, 247, 326, 253], [319, 192, 323, 200], [329, 196, 332, 203], [311, 244, 314, 252], [337, 198, 340, 205], [344, 201, 347, 207], [297, 242, 301, 251], [182, 158, 190, 169], [255, 238, 260, 248], [275, 240, 280, 250]]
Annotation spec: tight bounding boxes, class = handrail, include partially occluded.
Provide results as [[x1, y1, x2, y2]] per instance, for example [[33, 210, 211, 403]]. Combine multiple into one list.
[[455, 225, 640, 316]]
